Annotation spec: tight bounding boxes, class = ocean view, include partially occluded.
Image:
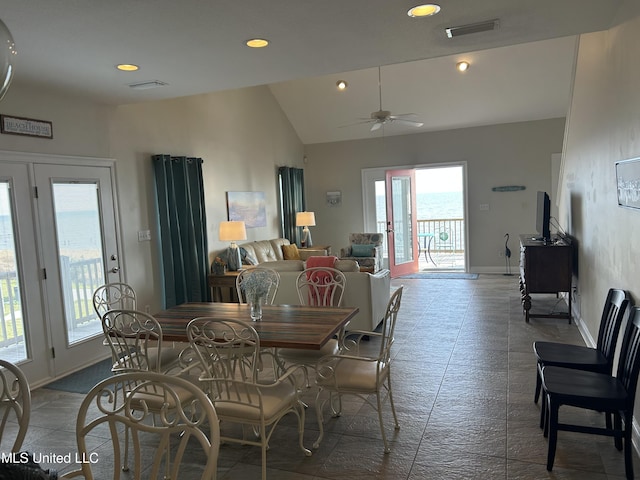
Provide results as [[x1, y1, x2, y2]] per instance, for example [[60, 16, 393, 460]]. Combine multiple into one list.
[[0, 211, 102, 251], [376, 191, 464, 222]]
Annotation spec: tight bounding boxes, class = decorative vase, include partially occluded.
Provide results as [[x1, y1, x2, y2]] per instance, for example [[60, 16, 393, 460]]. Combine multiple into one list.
[[250, 297, 263, 321]]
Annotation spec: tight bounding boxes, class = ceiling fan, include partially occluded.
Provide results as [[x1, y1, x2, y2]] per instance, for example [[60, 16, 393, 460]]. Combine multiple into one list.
[[357, 67, 424, 132]]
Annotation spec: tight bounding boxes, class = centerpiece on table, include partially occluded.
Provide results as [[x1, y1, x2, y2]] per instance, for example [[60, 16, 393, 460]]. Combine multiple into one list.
[[240, 269, 272, 321]]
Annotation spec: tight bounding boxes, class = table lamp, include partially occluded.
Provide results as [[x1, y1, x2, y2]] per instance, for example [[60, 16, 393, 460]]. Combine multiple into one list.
[[219, 220, 247, 271], [296, 211, 316, 248]]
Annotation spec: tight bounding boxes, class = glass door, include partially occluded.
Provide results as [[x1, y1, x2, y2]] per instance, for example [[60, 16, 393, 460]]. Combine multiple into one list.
[[34, 164, 121, 376], [0, 163, 49, 383], [385, 169, 418, 277]]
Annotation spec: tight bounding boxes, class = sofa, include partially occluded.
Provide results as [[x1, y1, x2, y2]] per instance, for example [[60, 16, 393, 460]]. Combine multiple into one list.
[[224, 238, 391, 332]]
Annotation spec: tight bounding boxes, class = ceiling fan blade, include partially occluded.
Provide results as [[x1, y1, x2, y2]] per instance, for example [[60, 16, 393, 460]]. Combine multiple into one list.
[[370, 122, 383, 132], [339, 119, 375, 128], [392, 118, 424, 127], [388, 113, 418, 119]]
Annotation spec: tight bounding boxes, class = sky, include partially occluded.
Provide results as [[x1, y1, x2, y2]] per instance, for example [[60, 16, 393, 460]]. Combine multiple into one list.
[[376, 166, 463, 196]]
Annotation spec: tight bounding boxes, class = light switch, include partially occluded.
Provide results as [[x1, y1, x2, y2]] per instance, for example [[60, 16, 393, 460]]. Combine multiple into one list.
[[138, 230, 151, 241], [479, 204, 490, 211]]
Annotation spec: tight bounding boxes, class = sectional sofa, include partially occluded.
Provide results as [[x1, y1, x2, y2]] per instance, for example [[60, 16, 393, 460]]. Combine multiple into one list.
[[227, 238, 391, 332]]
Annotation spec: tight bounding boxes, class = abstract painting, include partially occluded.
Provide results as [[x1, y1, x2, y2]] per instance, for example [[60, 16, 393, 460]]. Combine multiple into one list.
[[226, 191, 266, 227]]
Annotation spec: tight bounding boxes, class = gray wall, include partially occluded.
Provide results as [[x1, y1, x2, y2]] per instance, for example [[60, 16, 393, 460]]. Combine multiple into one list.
[[559, 2, 640, 342], [304, 118, 566, 272]]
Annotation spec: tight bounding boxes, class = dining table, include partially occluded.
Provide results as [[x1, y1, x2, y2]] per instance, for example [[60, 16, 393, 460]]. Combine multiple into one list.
[[154, 302, 359, 350]]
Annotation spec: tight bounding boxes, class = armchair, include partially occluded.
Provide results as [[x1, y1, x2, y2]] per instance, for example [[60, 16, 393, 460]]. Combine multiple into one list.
[[339, 233, 384, 273]]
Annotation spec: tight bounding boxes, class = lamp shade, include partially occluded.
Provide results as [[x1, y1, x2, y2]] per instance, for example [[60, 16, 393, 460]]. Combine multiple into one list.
[[296, 211, 316, 227], [219, 221, 247, 241]]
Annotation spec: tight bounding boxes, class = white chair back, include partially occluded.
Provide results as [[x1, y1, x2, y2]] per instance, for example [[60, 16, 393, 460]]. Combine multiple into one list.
[[60, 371, 220, 479], [296, 267, 346, 307], [0, 359, 30, 453]]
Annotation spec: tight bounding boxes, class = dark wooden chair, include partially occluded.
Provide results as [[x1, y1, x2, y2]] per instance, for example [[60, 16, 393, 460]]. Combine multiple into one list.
[[540, 305, 640, 479], [533, 288, 631, 404]]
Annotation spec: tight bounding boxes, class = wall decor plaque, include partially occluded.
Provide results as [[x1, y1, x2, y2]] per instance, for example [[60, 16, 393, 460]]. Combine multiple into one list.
[[0, 114, 53, 139]]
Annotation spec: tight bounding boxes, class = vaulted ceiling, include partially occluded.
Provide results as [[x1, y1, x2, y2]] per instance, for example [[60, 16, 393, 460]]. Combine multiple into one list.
[[2, 0, 625, 143]]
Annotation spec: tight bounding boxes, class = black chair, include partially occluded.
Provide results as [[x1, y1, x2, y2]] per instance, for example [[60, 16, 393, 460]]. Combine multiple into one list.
[[533, 288, 631, 404], [540, 305, 640, 479]]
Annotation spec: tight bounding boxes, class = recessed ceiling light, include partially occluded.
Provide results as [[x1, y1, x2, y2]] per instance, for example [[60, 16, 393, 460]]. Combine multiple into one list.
[[336, 80, 348, 91], [456, 61, 470, 72], [116, 64, 139, 72], [407, 4, 441, 17], [246, 38, 269, 48]]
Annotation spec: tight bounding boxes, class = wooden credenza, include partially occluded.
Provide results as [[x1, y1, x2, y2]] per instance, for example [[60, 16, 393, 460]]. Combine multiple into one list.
[[519, 234, 573, 323]]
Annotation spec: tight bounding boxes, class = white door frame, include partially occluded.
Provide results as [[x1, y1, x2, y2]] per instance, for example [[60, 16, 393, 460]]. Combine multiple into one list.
[[362, 161, 469, 272], [0, 150, 123, 387]]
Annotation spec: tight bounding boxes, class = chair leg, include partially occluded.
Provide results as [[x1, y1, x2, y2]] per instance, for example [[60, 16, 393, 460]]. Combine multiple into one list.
[[534, 364, 542, 404], [624, 411, 634, 480], [614, 412, 623, 451], [546, 400, 559, 471], [387, 375, 400, 431], [314, 388, 326, 449], [296, 401, 312, 457], [376, 391, 391, 454], [540, 389, 547, 431]]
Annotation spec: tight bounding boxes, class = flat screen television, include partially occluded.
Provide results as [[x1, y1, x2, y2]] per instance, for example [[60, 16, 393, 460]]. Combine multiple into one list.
[[535, 191, 551, 242]]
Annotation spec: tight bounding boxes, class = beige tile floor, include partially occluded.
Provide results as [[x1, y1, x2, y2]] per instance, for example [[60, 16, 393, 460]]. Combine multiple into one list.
[[18, 274, 640, 478]]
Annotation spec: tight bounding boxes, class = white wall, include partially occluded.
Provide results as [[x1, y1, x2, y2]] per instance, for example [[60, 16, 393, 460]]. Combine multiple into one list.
[[109, 85, 304, 311], [559, 2, 640, 340], [304, 118, 566, 272], [0, 83, 112, 157]]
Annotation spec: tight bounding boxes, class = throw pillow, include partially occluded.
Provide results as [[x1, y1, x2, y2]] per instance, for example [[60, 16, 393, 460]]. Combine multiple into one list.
[[306, 255, 338, 268], [282, 243, 301, 260], [240, 247, 258, 265], [351, 244, 375, 257]]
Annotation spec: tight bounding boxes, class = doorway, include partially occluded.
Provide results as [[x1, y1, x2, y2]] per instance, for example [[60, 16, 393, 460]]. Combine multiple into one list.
[[0, 153, 122, 386], [363, 163, 467, 274]]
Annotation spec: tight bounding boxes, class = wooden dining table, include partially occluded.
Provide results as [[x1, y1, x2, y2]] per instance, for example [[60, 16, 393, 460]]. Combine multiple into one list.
[[154, 302, 359, 350]]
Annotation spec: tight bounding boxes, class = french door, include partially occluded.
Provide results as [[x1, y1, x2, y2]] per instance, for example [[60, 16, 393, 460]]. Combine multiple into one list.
[[0, 155, 121, 385], [385, 169, 418, 277]]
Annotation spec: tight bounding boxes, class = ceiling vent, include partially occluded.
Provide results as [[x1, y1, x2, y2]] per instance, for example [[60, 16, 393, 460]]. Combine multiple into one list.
[[127, 80, 168, 90], [445, 19, 499, 38]]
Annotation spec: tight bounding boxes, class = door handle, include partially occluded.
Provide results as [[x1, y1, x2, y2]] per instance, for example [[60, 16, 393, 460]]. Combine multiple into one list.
[[111, 267, 120, 273]]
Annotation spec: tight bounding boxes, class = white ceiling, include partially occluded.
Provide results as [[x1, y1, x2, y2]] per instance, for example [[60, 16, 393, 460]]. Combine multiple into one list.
[[1, 0, 625, 144]]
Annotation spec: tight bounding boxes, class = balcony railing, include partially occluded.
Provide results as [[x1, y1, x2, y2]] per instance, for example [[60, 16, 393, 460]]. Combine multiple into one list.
[[0, 256, 104, 348], [376, 218, 465, 256]]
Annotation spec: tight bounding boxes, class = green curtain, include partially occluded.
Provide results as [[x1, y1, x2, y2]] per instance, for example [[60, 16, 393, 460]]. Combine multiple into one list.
[[278, 166, 305, 245], [153, 155, 209, 308]]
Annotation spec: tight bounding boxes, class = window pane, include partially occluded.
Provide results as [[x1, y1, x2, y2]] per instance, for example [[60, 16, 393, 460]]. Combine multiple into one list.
[[53, 183, 105, 345], [0, 181, 27, 362]]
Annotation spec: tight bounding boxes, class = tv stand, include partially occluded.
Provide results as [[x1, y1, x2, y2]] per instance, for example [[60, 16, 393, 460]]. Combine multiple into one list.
[[519, 234, 573, 323]]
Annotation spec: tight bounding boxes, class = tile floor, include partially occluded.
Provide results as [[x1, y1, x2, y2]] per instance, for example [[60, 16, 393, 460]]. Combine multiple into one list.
[[15, 274, 640, 478]]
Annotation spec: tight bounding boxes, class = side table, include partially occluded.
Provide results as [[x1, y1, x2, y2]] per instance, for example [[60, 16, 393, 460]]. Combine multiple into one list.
[[208, 271, 241, 303]]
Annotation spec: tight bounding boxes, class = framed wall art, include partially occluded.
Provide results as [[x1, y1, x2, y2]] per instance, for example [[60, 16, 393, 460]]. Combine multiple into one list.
[[615, 157, 640, 210], [226, 191, 266, 227], [326, 190, 342, 207]]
